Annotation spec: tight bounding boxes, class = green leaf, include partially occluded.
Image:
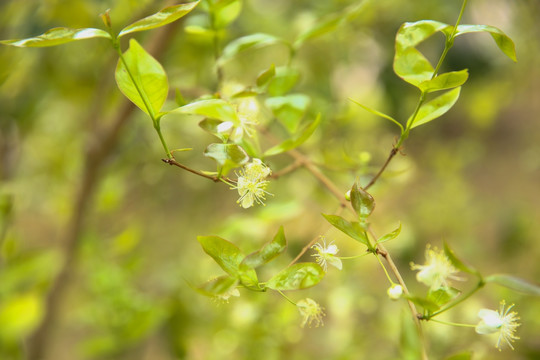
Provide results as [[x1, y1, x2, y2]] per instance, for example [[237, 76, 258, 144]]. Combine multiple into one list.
[[199, 118, 232, 142], [203, 143, 249, 175], [395, 20, 450, 50], [196, 275, 238, 297], [256, 64, 276, 88], [294, 16, 343, 49], [350, 183, 375, 219], [349, 98, 403, 131], [238, 264, 259, 289], [266, 263, 324, 291], [212, 0, 242, 29], [197, 236, 245, 276], [322, 214, 368, 246], [376, 223, 402, 244], [170, 99, 238, 123], [242, 226, 287, 269], [444, 352, 473, 360], [0, 27, 111, 47], [264, 113, 321, 157], [118, 1, 200, 37], [219, 33, 285, 65], [405, 295, 440, 312], [427, 287, 460, 307], [455, 24, 517, 62], [419, 70, 469, 93], [394, 47, 434, 87], [265, 94, 311, 134], [267, 67, 300, 96], [443, 242, 478, 275], [0, 293, 44, 343], [408, 87, 461, 129], [485, 274, 540, 296], [115, 39, 168, 117]]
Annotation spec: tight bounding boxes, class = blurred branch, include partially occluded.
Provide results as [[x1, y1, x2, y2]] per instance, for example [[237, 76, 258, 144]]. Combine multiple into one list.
[[27, 5, 182, 359]]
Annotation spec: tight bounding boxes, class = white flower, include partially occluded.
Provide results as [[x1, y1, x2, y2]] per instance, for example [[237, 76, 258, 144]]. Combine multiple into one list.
[[475, 300, 520, 351], [311, 239, 342, 272], [297, 298, 325, 328], [410, 245, 462, 290], [233, 159, 272, 208], [387, 284, 403, 300]]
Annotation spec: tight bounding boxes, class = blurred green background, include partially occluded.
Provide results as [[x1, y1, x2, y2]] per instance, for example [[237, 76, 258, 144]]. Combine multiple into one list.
[[0, 0, 539, 359]]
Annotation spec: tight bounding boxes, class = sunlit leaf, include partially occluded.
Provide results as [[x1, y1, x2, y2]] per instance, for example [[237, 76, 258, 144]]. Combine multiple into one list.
[[170, 99, 238, 123], [294, 16, 343, 49], [444, 352, 473, 360], [203, 143, 249, 175], [115, 39, 168, 117], [212, 0, 242, 29], [485, 274, 540, 296], [408, 87, 461, 129], [199, 118, 232, 141], [0, 293, 44, 343], [242, 226, 287, 268], [266, 263, 324, 291], [256, 63, 276, 87], [196, 275, 238, 297], [267, 66, 300, 96], [376, 223, 402, 244], [265, 94, 311, 134], [427, 287, 460, 307], [395, 20, 450, 50], [443, 242, 478, 275], [455, 24, 517, 62], [419, 70, 469, 93], [197, 236, 245, 276], [219, 33, 285, 64], [238, 264, 259, 289], [405, 295, 440, 312], [322, 214, 368, 246], [264, 113, 320, 157], [118, 1, 200, 37], [349, 98, 403, 131], [394, 47, 434, 87], [350, 183, 375, 219], [0, 27, 111, 47]]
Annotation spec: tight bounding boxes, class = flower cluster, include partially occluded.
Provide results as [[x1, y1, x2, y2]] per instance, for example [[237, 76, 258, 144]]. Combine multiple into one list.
[[410, 245, 462, 290], [476, 300, 521, 351], [311, 239, 342, 272], [297, 298, 325, 328], [233, 158, 272, 208]]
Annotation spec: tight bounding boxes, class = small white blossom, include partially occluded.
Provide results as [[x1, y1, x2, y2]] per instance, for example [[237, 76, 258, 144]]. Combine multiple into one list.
[[233, 158, 272, 208], [476, 300, 520, 351], [410, 245, 462, 290], [387, 284, 403, 300], [297, 298, 325, 328], [311, 239, 342, 272]]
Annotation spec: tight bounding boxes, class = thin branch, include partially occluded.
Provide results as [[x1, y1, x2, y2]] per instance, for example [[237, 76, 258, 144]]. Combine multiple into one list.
[[269, 159, 303, 179], [364, 147, 399, 190], [162, 158, 222, 182]]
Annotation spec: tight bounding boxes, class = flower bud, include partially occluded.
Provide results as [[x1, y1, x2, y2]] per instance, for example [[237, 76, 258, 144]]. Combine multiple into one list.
[[387, 284, 403, 300]]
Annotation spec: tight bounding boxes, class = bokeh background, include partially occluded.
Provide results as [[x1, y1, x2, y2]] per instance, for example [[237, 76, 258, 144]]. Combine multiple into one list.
[[0, 0, 539, 359]]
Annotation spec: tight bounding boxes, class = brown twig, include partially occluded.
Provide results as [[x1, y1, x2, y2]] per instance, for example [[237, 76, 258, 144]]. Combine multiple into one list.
[[269, 159, 303, 179], [364, 147, 399, 190], [162, 158, 223, 182], [27, 7, 181, 359]]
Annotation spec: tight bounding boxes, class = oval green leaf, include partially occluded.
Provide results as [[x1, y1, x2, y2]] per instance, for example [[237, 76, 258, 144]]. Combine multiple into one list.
[[0, 27, 111, 47], [197, 235, 245, 276], [322, 214, 368, 245], [409, 87, 461, 129], [455, 24, 517, 62], [419, 69, 469, 93], [115, 39, 168, 117], [170, 99, 238, 123], [349, 98, 403, 131], [350, 183, 375, 219], [196, 275, 238, 297], [203, 143, 249, 175], [219, 33, 285, 65], [443, 242, 479, 276], [376, 223, 402, 244], [485, 274, 540, 296], [118, 1, 201, 37], [264, 113, 321, 157], [265, 94, 311, 134], [266, 263, 324, 291], [242, 226, 287, 269]]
